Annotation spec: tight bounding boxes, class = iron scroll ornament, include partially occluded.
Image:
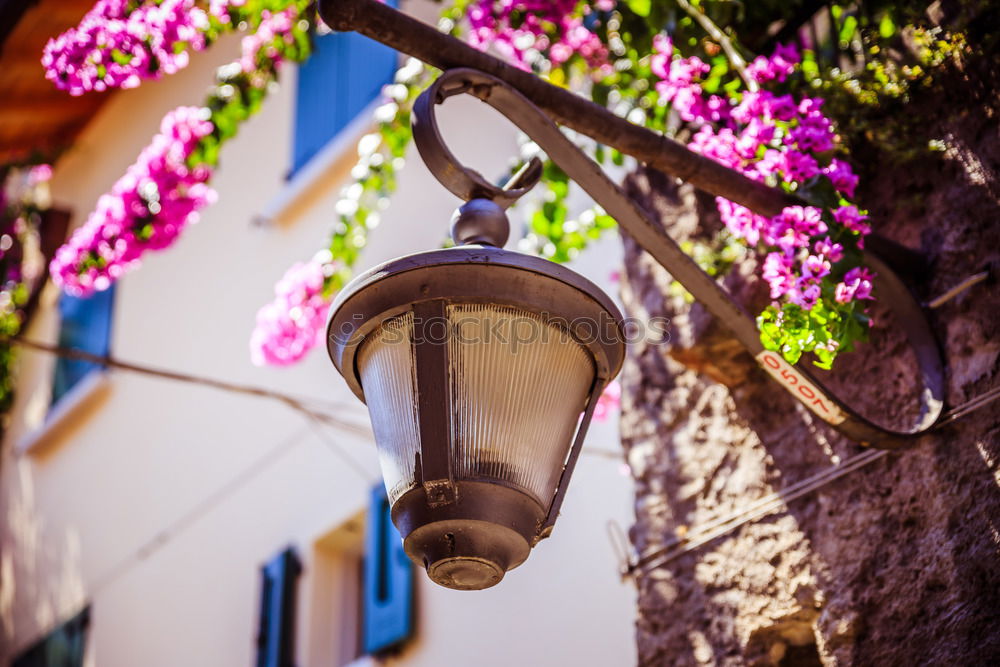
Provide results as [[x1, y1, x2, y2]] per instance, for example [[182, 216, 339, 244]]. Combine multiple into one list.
[[412, 68, 945, 449]]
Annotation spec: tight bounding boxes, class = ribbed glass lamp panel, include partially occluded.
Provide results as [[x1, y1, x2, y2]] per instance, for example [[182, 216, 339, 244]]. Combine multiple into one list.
[[357, 312, 420, 504], [447, 304, 595, 505]]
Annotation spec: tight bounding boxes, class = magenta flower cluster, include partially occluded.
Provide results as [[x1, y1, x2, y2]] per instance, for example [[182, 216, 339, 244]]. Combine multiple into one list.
[[746, 43, 799, 85], [237, 6, 297, 73], [250, 254, 336, 367], [466, 0, 613, 73], [592, 379, 621, 423], [652, 38, 873, 313], [42, 0, 212, 96], [50, 106, 216, 296], [48, 6, 306, 299]]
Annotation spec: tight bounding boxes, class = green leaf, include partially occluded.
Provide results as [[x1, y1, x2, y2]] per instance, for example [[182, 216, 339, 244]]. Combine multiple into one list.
[[626, 0, 651, 18], [879, 12, 896, 39], [839, 15, 858, 46], [813, 348, 834, 370], [594, 214, 617, 229], [782, 342, 803, 365], [723, 77, 744, 93], [531, 211, 549, 235]]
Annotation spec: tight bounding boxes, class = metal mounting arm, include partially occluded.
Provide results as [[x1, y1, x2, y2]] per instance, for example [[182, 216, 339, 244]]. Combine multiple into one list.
[[412, 68, 945, 449]]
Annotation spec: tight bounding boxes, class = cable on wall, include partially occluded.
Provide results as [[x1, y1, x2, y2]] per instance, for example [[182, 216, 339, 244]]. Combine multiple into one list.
[[621, 375, 1000, 580], [4, 335, 373, 437]]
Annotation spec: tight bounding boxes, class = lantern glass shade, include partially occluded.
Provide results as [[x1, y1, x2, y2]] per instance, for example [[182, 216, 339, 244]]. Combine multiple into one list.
[[446, 303, 594, 504], [357, 304, 595, 507], [356, 311, 420, 504]]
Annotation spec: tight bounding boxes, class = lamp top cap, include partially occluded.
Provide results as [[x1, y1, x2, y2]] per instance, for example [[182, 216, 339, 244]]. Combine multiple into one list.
[[450, 198, 510, 247]]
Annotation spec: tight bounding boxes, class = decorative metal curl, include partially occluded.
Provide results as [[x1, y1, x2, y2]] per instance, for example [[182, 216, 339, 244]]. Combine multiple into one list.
[[412, 67, 945, 449], [413, 78, 542, 209]]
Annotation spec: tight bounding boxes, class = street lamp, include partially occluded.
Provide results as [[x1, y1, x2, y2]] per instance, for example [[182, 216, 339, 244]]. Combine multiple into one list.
[[320, 0, 944, 589], [327, 156, 625, 590], [326, 62, 947, 589]]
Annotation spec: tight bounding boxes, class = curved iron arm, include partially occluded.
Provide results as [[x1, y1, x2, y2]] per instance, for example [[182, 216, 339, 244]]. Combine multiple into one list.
[[412, 68, 945, 449]]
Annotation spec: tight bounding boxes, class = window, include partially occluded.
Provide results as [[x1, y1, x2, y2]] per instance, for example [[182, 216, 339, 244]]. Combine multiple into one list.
[[291, 0, 399, 174], [12, 607, 90, 667], [51, 287, 114, 407], [362, 484, 414, 656], [305, 485, 414, 666], [256, 547, 302, 667], [308, 512, 366, 666]]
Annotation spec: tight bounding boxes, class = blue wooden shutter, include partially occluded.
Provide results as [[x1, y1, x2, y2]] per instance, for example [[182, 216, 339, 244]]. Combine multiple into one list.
[[12, 607, 90, 667], [256, 547, 302, 667], [291, 0, 400, 173], [362, 484, 414, 655], [52, 287, 114, 405]]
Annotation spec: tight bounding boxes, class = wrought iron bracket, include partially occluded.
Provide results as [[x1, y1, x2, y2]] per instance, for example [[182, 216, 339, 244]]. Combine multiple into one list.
[[412, 68, 945, 449]]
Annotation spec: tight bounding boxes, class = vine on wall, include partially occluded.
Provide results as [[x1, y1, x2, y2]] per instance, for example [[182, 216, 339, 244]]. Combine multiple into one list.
[[0, 165, 61, 423]]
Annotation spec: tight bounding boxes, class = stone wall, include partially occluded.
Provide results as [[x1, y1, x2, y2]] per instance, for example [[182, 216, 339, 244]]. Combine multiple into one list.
[[620, 56, 1000, 665]]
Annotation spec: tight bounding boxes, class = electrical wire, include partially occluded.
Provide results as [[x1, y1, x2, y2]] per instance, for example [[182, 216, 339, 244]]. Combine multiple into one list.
[[623, 449, 887, 578], [932, 384, 1000, 427], [25, 349, 382, 599], [3, 335, 374, 440], [619, 386, 1000, 580], [925, 269, 992, 309], [6, 335, 631, 463], [301, 409, 379, 480], [88, 425, 312, 597], [84, 413, 381, 600]]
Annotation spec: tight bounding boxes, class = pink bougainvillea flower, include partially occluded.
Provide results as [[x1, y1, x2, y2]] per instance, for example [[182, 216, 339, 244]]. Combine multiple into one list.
[[835, 267, 876, 303], [762, 252, 796, 299], [50, 106, 216, 296], [42, 0, 211, 95], [717, 198, 767, 246], [238, 7, 298, 73], [789, 278, 821, 310], [645, 39, 873, 335], [466, 0, 610, 73], [592, 380, 621, 423], [824, 158, 859, 198], [27, 164, 53, 186], [814, 237, 845, 263], [250, 254, 336, 366], [832, 204, 871, 237], [746, 42, 799, 84]]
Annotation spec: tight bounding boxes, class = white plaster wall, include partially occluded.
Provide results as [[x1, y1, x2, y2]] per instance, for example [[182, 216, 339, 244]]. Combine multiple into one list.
[[1, 3, 636, 665]]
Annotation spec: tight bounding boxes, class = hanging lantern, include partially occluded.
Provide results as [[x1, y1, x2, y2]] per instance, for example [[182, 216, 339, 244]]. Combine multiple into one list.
[[327, 199, 625, 590]]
